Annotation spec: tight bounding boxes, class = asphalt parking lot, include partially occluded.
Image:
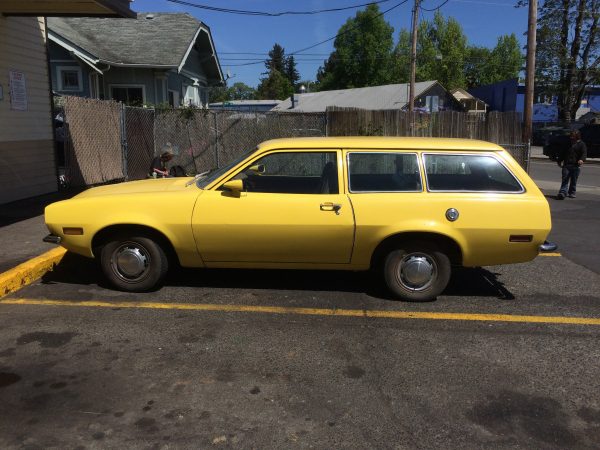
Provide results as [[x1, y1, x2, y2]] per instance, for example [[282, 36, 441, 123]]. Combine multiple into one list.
[[1, 160, 600, 449]]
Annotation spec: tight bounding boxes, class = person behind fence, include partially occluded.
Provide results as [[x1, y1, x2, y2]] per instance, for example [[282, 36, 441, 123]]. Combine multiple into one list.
[[557, 130, 587, 200], [149, 151, 174, 178]]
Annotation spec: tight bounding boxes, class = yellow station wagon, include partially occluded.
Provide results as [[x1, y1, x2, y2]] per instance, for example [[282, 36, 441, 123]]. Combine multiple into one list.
[[44, 137, 554, 301]]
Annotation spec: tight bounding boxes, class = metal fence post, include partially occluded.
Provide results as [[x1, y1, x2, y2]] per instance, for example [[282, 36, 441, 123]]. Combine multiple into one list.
[[120, 103, 129, 180]]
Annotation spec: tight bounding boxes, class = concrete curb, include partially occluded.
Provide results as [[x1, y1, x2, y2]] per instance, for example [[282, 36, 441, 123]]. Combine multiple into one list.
[[0, 247, 67, 298]]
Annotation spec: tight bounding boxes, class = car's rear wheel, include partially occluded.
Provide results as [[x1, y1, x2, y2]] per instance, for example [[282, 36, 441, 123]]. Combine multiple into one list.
[[100, 234, 168, 292], [384, 242, 451, 301]]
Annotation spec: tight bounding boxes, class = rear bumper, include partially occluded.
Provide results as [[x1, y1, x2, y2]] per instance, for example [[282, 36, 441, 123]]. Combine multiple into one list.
[[43, 234, 61, 244], [539, 240, 558, 252]]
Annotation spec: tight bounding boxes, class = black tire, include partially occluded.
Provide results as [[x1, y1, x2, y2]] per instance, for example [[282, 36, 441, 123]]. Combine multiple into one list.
[[100, 234, 169, 292], [383, 241, 451, 302]]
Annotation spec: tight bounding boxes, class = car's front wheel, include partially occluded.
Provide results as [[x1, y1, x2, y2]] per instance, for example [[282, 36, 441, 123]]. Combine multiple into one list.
[[100, 234, 168, 292], [384, 242, 451, 302]]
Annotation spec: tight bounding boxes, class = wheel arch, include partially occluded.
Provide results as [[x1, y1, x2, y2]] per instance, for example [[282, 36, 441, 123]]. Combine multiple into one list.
[[91, 224, 179, 265], [370, 231, 463, 269]]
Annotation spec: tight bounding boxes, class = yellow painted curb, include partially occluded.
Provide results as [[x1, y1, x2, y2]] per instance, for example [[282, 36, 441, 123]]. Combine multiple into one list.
[[0, 247, 67, 298]]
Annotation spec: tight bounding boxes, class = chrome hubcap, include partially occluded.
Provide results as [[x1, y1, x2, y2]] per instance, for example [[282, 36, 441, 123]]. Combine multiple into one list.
[[111, 243, 150, 282], [398, 253, 437, 291]]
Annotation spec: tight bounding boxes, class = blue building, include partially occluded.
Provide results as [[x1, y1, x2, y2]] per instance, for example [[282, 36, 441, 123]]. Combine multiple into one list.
[[468, 78, 600, 123]]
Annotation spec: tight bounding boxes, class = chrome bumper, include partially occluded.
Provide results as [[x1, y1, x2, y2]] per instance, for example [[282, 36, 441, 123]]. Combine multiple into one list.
[[539, 240, 558, 252], [43, 234, 61, 244]]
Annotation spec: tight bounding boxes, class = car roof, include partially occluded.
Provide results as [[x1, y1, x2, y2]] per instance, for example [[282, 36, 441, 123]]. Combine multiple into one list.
[[257, 136, 505, 152]]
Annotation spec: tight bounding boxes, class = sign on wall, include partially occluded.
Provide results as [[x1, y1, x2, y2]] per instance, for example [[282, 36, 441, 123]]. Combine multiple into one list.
[[9, 70, 27, 111]]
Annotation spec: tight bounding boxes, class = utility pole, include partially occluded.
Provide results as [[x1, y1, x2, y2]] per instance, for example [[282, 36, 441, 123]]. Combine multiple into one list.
[[408, 0, 420, 115], [523, 0, 537, 146]]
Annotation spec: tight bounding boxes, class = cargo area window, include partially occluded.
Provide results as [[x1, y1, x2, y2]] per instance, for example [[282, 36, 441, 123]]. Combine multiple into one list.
[[424, 154, 523, 192], [348, 152, 422, 192]]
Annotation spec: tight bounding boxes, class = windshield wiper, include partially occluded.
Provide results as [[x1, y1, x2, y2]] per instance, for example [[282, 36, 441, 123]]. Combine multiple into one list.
[[185, 168, 215, 187]]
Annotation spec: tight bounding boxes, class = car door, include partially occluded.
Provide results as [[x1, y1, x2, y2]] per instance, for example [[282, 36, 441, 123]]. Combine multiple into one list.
[[191, 150, 355, 265]]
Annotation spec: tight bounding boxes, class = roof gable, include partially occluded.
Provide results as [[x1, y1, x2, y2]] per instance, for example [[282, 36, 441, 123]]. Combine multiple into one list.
[[47, 13, 218, 73]]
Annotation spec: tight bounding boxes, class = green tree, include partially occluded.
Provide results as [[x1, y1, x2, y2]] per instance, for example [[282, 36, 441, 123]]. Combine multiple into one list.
[[285, 55, 300, 88], [265, 43, 286, 73], [257, 69, 293, 100], [228, 82, 257, 100], [317, 4, 395, 90], [209, 82, 256, 103], [464, 46, 492, 88], [264, 44, 301, 89], [464, 35, 522, 88], [393, 12, 467, 89], [417, 12, 468, 90], [530, 0, 600, 121]]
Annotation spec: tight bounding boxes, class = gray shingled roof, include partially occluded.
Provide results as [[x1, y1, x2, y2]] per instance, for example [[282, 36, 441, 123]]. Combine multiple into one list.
[[47, 13, 211, 68], [272, 81, 439, 112]]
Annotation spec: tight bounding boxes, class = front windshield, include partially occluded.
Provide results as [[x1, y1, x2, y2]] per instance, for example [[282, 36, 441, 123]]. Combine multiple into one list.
[[196, 147, 258, 189]]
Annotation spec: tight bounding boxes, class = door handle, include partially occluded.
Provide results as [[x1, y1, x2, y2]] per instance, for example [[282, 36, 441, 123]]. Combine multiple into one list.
[[320, 202, 342, 215]]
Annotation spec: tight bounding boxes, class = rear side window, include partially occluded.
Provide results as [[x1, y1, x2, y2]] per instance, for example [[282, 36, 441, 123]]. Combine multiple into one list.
[[348, 152, 422, 192], [424, 154, 523, 192]]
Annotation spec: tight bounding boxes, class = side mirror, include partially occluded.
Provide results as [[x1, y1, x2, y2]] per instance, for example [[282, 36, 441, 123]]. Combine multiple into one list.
[[222, 179, 244, 197], [248, 164, 265, 174]]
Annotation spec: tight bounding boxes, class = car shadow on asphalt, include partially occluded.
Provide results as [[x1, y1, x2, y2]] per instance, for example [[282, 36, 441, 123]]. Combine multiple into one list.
[[41, 253, 516, 302]]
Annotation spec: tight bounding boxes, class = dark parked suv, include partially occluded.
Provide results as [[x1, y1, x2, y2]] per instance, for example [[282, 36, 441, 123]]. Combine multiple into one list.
[[543, 124, 600, 159]]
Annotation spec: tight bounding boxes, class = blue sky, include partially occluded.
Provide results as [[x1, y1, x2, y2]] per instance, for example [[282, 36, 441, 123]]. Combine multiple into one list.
[[133, 0, 527, 88]]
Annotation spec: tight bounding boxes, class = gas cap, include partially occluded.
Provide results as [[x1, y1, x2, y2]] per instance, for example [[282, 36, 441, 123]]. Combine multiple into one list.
[[445, 208, 459, 222]]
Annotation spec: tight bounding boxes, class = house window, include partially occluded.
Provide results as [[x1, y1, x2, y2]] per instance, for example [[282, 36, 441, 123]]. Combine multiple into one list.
[[89, 73, 100, 99], [184, 84, 200, 106], [110, 85, 145, 106], [57, 66, 82, 92], [425, 95, 439, 112], [168, 90, 180, 107]]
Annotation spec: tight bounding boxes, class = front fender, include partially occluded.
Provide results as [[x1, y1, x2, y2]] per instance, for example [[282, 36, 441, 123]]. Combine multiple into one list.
[[45, 190, 203, 267]]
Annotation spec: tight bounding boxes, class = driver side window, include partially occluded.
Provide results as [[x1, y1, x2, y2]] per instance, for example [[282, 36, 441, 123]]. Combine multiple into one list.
[[231, 151, 339, 194]]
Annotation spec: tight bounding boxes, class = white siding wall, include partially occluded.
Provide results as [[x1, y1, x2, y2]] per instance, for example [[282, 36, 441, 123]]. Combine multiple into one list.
[[0, 16, 56, 204]]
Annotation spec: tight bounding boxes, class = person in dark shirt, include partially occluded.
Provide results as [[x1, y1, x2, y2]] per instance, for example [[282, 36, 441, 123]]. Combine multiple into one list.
[[149, 151, 174, 178], [557, 130, 587, 199]]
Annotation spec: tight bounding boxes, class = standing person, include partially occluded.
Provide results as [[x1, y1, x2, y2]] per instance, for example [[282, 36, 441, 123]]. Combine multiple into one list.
[[149, 151, 173, 178], [557, 130, 587, 199]]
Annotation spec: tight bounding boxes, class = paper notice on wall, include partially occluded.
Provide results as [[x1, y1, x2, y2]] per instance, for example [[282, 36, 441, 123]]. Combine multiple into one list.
[[9, 70, 27, 111]]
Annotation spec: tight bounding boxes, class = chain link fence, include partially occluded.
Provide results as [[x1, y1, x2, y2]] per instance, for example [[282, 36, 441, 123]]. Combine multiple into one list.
[[59, 96, 529, 187], [124, 106, 155, 180], [154, 110, 327, 175], [62, 97, 123, 186]]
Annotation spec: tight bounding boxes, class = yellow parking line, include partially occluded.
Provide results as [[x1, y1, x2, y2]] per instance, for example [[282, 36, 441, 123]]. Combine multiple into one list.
[[539, 252, 562, 257], [2, 298, 600, 326]]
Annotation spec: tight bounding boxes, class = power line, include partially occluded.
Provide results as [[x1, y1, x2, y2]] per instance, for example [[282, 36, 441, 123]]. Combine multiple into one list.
[[420, 0, 450, 12], [450, 0, 516, 6], [165, 0, 395, 16], [290, 0, 409, 55], [224, 0, 410, 67]]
